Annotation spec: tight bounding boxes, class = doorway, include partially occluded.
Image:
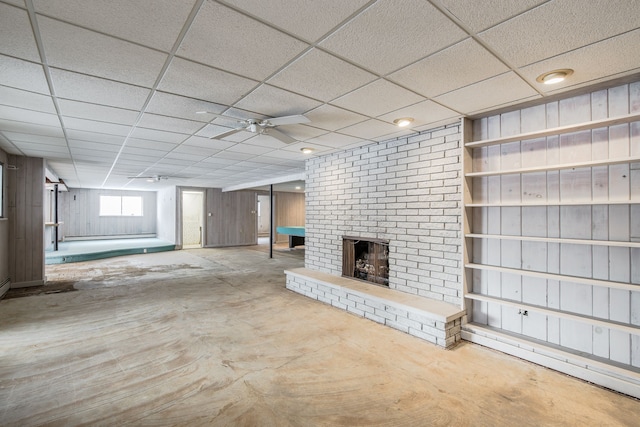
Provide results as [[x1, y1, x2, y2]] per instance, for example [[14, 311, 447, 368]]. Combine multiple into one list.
[[182, 191, 204, 249], [257, 194, 271, 237]]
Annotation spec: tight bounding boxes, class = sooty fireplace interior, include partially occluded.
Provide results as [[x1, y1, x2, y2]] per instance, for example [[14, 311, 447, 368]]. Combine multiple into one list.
[[342, 237, 389, 286]]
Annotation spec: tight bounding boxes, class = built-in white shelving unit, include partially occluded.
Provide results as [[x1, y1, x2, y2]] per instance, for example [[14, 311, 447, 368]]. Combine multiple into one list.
[[460, 86, 640, 396]]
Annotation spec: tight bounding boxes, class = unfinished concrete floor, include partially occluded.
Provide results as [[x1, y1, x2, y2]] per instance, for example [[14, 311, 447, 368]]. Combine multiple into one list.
[[1, 246, 638, 426]]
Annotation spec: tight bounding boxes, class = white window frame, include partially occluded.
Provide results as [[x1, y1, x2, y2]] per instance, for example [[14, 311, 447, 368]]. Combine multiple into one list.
[[99, 195, 143, 216]]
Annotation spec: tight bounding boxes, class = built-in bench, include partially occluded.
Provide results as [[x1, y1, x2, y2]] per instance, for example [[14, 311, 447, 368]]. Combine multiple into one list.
[[285, 267, 467, 349]]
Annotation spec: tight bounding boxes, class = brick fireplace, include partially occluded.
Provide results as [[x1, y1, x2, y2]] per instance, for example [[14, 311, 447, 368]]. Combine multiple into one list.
[[285, 122, 467, 348], [342, 237, 389, 286]]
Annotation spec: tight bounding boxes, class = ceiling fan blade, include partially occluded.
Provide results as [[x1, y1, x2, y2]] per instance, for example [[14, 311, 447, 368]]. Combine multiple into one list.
[[267, 114, 310, 126], [264, 128, 296, 144], [209, 127, 245, 139]]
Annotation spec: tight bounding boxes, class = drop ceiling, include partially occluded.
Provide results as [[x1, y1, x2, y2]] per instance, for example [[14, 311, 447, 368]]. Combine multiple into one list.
[[0, 0, 638, 190]]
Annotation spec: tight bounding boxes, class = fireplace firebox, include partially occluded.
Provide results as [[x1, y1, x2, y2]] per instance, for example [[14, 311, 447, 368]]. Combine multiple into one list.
[[342, 237, 389, 286]]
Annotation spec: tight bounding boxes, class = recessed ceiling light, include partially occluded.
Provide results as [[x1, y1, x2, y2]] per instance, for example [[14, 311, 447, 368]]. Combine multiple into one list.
[[295, 186, 301, 190], [393, 117, 414, 127], [301, 147, 314, 154], [536, 69, 573, 85]]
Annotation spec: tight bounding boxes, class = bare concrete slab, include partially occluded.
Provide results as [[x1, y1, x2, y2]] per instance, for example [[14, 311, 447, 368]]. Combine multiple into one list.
[[0, 246, 638, 425]]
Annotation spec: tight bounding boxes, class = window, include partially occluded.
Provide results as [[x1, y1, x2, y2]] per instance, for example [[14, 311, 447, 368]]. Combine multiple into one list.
[[99, 195, 142, 216]]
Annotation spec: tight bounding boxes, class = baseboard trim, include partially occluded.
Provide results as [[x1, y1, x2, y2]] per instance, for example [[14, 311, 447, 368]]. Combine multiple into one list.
[[11, 279, 45, 288], [0, 279, 10, 298], [462, 323, 640, 399]]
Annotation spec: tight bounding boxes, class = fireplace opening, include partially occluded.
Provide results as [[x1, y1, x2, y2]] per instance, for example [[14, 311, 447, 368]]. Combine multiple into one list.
[[342, 237, 389, 286]]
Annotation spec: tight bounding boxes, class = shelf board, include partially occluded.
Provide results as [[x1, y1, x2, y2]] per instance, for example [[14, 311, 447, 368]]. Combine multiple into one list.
[[464, 293, 640, 335], [466, 156, 640, 177], [465, 200, 639, 207], [465, 233, 640, 248], [465, 263, 638, 292], [466, 112, 640, 148]]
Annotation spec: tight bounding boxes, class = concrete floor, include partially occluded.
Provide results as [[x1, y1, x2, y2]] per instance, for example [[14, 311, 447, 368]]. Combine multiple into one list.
[[1, 246, 638, 426]]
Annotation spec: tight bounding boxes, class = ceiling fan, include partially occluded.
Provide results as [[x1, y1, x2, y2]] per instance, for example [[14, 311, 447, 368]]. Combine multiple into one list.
[[197, 111, 310, 144]]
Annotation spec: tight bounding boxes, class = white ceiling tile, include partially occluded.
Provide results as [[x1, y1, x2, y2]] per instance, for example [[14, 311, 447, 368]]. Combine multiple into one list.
[[261, 149, 307, 160], [242, 134, 287, 150], [320, 0, 467, 75], [0, 119, 62, 137], [378, 100, 460, 129], [177, 1, 308, 80], [138, 113, 204, 134], [146, 92, 226, 121], [0, 3, 39, 61], [339, 119, 401, 140], [158, 58, 258, 105], [70, 146, 119, 157], [127, 137, 179, 151], [4, 132, 66, 146], [121, 146, 170, 157], [519, 29, 640, 95], [211, 151, 254, 161], [0, 105, 59, 126], [226, 143, 273, 155], [199, 157, 236, 166], [50, 68, 151, 110], [479, 0, 640, 67], [66, 131, 125, 145], [129, 127, 188, 143], [62, 117, 132, 136], [304, 104, 367, 131], [305, 132, 365, 149], [119, 153, 165, 163], [222, 0, 369, 42], [268, 48, 376, 101], [434, 72, 540, 115], [58, 100, 139, 125], [0, 55, 50, 94], [234, 84, 322, 117], [388, 38, 509, 98], [273, 124, 327, 141], [182, 135, 237, 151], [174, 145, 221, 157], [33, 0, 195, 51], [17, 141, 69, 154], [163, 151, 203, 161], [438, 0, 546, 33], [72, 153, 116, 163], [38, 16, 167, 87], [331, 79, 424, 117], [0, 86, 55, 113]]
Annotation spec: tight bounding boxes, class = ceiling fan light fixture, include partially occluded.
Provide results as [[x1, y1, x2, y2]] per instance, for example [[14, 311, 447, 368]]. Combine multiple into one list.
[[301, 147, 314, 154], [536, 69, 573, 85], [393, 117, 414, 127]]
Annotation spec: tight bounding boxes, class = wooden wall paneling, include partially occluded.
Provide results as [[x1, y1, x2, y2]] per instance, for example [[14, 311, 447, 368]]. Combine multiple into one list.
[[608, 84, 629, 117], [274, 192, 305, 243], [559, 94, 591, 127], [521, 104, 546, 133], [8, 156, 44, 285], [632, 122, 640, 156], [204, 189, 256, 247], [59, 189, 156, 238]]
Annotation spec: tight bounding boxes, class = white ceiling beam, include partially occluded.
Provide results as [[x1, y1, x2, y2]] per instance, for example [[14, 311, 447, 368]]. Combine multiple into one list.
[[222, 172, 305, 192]]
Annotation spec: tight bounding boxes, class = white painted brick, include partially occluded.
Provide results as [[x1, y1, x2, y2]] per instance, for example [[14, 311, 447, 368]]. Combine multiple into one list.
[[347, 305, 366, 317], [385, 319, 410, 333], [408, 327, 438, 344], [365, 311, 386, 324], [374, 308, 397, 321]]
